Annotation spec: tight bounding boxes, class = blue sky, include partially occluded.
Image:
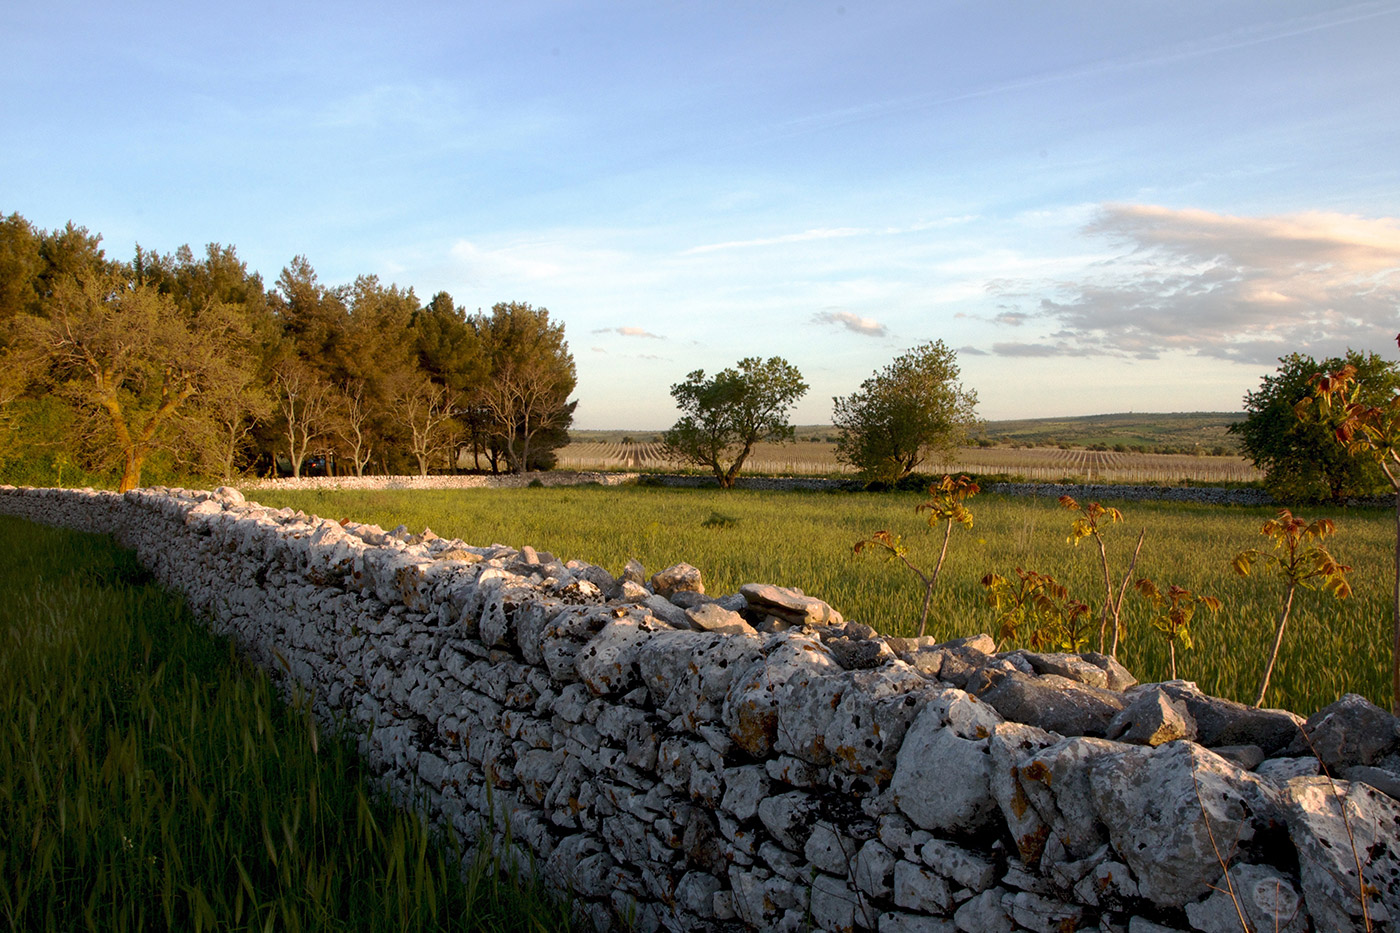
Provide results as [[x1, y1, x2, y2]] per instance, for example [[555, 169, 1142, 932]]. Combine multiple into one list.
[[5, 1, 1400, 428]]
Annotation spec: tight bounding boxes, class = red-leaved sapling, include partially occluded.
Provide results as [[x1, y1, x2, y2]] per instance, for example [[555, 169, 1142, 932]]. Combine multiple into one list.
[[1133, 579, 1221, 680], [981, 567, 1092, 653], [1232, 509, 1352, 707], [1305, 348, 1400, 714], [853, 474, 979, 637], [1059, 495, 1145, 658]]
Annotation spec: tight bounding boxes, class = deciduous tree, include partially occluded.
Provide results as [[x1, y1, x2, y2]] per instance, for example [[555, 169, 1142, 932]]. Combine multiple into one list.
[[14, 271, 253, 491], [833, 340, 978, 483], [272, 361, 335, 479], [476, 302, 576, 473], [663, 357, 808, 489], [1231, 351, 1399, 502]]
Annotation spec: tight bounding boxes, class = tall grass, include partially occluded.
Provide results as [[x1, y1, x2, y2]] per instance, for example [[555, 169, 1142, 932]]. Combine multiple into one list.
[[0, 517, 575, 932], [246, 485, 1396, 715]]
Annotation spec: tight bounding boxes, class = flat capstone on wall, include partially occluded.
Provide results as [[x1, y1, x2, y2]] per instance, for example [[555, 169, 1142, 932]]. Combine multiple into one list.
[[1, 484, 1397, 933]]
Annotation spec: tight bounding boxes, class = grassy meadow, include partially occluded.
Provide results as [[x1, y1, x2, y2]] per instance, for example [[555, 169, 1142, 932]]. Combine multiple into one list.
[[0, 517, 575, 932], [554, 440, 1262, 483], [246, 484, 1395, 716]]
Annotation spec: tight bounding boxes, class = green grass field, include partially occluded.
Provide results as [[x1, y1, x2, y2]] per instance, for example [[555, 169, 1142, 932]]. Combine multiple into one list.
[[245, 484, 1395, 716], [0, 517, 575, 932]]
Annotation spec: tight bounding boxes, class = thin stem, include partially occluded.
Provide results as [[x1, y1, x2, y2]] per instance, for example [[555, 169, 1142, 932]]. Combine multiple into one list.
[[1255, 583, 1296, 708], [1109, 529, 1146, 658], [930, 518, 953, 589], [1095, 534, 1113, 653]]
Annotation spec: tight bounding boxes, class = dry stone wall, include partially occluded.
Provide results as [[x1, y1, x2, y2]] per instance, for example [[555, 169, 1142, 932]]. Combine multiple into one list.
[[2, 484, 1398, 933]]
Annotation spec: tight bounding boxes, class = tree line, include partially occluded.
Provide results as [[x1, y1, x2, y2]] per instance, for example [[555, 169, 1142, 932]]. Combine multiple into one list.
[[0, 213, 577, 491]]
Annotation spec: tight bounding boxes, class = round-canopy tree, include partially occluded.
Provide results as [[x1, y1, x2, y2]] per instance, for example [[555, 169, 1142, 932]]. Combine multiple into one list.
[[833, 340, 978, 484], [663, 356, 808, 489], [1231, 350, 1400, 503]]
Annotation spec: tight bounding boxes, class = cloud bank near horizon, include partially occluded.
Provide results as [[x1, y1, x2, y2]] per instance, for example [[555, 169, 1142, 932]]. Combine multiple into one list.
[[983, 205, 1400, 364]]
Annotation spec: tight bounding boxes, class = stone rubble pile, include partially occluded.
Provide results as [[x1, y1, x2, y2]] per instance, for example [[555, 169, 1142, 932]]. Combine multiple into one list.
[[1, 484, 1397, 933]]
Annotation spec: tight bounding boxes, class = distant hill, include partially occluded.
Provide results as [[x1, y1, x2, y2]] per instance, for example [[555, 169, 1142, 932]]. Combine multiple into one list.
[[572, 412, 1247, 454]]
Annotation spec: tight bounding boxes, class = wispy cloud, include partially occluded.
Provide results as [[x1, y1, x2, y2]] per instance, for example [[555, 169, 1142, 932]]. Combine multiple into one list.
[[991, 204, 1400, 364], [992, 341, 1072, 358], [813, 310, 889, 337], [684, 227, 869, 255], [593, 325, 663, 339]]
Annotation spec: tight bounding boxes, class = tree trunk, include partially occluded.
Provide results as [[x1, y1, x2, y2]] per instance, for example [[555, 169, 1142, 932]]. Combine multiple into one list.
[[118, 449, 144, 493]]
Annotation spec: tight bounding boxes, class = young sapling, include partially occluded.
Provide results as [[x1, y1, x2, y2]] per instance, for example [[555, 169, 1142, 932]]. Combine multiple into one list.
[[981, 567, 1092, 653], [1060, 495, 1145, 658], [1134, 578, 1221, 680], [853, 474, 978, 637], [1232, 509, 1352, 707], [1305, 350, 1400, 715]]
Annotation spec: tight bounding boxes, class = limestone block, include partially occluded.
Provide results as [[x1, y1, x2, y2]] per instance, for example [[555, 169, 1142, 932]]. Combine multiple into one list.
[[879, 911, 957, 933], [1183, 862, 1305, 933], [660, 631, 764, 729], [773, 668, 852, 765], [1156, 681, 1304, 755], [1088, 742, 1284, 908], [538, 604, 613, 683], [953, 888, 1012, 933], [757, 791, 823, 852], [759, 840, 804, 881], [723, 631, 842, 757], [720, 764, 770, 822], [516, 748, 565, 804], [977, 669, 1127, 737], [809, 872, 861, 933], [1003, 890, 1084, 933], [1106, 686, 1198, 746], [634, 629, 705, 708], [685, 601, 754, 634], [892, 859, 952, 913], [1018, 736, 1127, 863], [806, 822, 858, 877], [728, 865, 781, 927], [650, 562, 703, 597], [1283, 775, 1400, 933], [1286, 692, 1400, 770], [855, 839, 897, 900], [575, 613, 661, 697], [740, 582, 844, 626], [673, 871, 723, 918], [919, 838, 996, 893], [890, 699, 998, 834], [1009, 651, 1113, 689], [826, 664, 935, 782], [1256, 756, 1321, 783], [987, 720, 1060, 866]]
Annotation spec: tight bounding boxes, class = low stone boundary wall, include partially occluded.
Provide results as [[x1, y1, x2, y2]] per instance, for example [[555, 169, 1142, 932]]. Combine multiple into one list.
[[243, 471, 1277, 505], [1, 484, 1396, 933]]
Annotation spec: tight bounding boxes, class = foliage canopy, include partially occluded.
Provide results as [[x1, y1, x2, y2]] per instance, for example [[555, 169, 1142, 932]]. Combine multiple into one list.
[[1231, 350, 1400, 502], [832, 340, 978, 483], [663, 357, 808, 489]]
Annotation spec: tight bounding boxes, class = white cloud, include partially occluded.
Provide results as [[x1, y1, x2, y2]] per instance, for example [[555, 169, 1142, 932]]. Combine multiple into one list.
[[813, 310, 889, 337], [991, 205, 1400, 364], [592, 325, 663, 339]]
